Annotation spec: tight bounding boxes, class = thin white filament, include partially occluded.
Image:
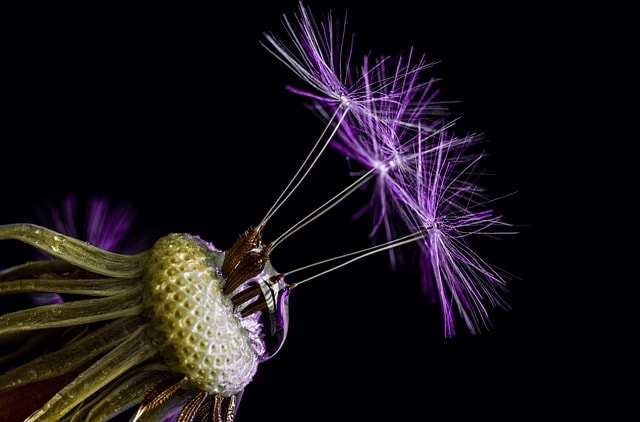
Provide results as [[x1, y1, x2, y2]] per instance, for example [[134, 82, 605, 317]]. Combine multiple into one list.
[[258, 106, 349, 231], [270, 168, 375, 250], [289, 229, 430, 288]]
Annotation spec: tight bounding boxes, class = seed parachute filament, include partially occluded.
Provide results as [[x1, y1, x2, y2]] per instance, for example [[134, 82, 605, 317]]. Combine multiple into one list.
[[0, 2, 515, 420]]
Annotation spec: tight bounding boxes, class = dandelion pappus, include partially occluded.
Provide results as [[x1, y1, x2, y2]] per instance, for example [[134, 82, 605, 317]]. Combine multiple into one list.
[[0, 2, 515, 421]]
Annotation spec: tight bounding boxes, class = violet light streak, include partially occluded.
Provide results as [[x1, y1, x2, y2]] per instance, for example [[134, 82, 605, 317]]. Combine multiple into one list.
[[263, 1, 513, 337]]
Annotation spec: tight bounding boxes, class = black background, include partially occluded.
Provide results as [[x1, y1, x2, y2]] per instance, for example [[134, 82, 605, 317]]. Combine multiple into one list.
[[1, 1, 638, 420]]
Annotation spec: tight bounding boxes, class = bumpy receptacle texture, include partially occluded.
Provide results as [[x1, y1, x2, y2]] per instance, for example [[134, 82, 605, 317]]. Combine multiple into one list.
[[142, 233, 260, 395]]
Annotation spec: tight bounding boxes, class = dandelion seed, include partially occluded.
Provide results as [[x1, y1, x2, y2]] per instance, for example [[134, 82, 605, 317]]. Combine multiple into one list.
[[264, 2, 514, 337], [400, 130, 514, 337], [0, 2, 515, 421]]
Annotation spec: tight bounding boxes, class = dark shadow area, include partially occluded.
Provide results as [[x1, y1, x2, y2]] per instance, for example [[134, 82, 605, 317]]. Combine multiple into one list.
[[1, 1, 637, 420]]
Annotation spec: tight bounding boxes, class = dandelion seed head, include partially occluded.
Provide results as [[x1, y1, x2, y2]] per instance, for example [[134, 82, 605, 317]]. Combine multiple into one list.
[[142, 233, 264, 395], [0, 2, 517, 420]]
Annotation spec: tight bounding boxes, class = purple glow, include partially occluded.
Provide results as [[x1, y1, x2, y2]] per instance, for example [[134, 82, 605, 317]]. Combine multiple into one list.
[[47, 195, 147, 254], [84, 197, 145, 253], [30, 195, 146, 307], [264, 2, 512, 337]]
